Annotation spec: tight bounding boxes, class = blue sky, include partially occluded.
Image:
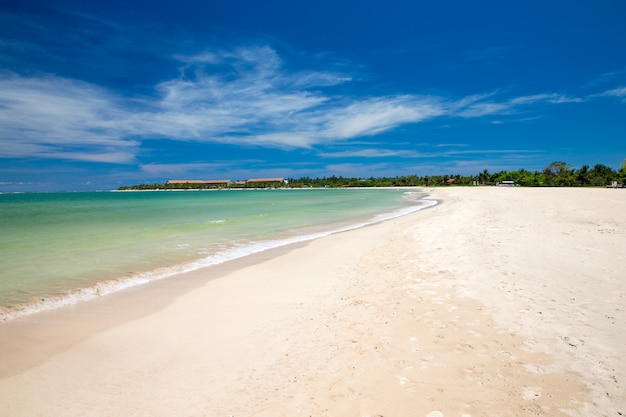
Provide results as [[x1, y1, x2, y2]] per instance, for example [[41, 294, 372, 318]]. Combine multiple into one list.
[[1, 0, 625, 191]]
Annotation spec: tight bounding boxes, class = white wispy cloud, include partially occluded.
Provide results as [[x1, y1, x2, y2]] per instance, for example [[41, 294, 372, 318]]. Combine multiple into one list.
[[0, 72, 137, 163], [319, 146, 544, 160], [0, 45, 612, 163], [455, 101, 512, 118], [140, 162, 229, 176], [454, 92, 582, 118], [584, 70, 626, 89], [139, 48, 449, 148], [442, 149, 544, 156], [508, 93, 582, 105], [597, 87, 626, 99], [324, 96, 445, 139], [435, 143, 471, 148], [319, 148, 419, 158]]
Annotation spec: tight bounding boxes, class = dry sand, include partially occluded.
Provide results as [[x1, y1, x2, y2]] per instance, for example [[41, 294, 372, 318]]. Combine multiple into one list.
[[0, 187, 624, 417]]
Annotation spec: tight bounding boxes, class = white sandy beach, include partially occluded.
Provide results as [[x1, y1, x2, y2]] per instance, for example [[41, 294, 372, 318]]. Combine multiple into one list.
[[0, 187, 624, 417]]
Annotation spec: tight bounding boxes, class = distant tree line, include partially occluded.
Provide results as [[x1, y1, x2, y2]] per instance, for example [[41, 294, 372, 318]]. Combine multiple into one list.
[[118, 161, 626, 190]]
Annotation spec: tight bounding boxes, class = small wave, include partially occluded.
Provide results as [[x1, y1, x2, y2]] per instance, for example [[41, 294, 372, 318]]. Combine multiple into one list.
[[0, 198, 437, 322]]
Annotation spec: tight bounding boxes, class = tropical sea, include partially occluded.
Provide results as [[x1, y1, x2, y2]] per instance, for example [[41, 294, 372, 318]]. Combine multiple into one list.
[[0, 188, 434, 321]]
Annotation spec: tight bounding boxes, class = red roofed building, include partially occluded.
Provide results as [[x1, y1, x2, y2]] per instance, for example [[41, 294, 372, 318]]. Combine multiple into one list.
[[166, 180, 233, 188], [246, 178, 286, 188]]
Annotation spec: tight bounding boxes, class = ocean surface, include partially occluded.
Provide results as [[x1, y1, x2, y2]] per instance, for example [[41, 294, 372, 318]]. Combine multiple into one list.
[[0, 188, 434, 320]]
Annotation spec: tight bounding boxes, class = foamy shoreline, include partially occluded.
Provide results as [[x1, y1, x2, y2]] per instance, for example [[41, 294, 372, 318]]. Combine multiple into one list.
[[0, 192, 435, 322], [1, 187, 624, 416]]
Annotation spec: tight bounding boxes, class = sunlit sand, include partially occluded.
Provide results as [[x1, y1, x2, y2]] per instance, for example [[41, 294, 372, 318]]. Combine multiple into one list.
[[1, 187, 624, 416]]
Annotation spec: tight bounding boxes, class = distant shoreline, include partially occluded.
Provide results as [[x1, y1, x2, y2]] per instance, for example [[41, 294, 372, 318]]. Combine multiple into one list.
[[117, 162, 626, 190]]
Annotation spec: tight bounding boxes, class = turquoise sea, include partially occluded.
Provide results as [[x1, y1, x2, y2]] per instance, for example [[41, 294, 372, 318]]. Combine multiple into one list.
[[0, 189, 434, 320]]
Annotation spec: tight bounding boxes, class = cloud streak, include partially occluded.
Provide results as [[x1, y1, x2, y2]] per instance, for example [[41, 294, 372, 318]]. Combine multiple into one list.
[[0, 73, 138, 163], [596, 87, 626, 100], [0, 46, 611, 163], [320, 147, 544, 160]]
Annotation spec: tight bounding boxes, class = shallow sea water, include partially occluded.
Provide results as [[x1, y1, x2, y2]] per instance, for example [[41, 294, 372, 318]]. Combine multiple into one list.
[[0, 188, 432, 319]]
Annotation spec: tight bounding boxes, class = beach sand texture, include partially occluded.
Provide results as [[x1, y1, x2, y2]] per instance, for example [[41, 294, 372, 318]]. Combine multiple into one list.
[[0, 187, 624, 416]]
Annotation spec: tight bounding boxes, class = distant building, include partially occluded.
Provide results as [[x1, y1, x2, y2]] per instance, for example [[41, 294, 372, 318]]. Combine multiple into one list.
[[165, 178, 288, 188], [167, 180, 205, 184], [166, 180, 233, 188], [246, 178, 286, 188]]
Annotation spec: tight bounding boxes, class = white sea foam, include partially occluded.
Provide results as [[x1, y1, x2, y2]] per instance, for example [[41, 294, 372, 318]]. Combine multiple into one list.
[[0, 197, 436, 322]]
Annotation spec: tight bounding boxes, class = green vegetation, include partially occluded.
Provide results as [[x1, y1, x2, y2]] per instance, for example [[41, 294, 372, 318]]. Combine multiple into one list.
[[119, 161, 626, 190]]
